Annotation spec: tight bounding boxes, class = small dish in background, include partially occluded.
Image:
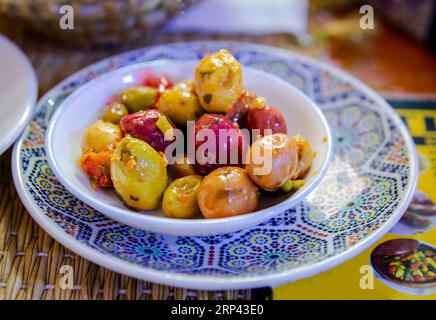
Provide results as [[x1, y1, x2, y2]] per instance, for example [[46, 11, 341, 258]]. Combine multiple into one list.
[[0, 35, 37, 155], [371, 239, 436, 295]]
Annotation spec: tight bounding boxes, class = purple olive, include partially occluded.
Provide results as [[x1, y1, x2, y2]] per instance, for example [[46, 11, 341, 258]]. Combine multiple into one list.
[[120, 109, 176, 153], [194, 114, 246, 175]]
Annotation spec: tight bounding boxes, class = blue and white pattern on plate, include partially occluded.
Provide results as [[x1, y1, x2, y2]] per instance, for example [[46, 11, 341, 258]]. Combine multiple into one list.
[[13, 41, 417, 289]]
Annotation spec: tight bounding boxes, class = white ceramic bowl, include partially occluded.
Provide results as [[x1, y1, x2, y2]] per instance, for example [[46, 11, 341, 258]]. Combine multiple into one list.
[[46, 60, 332, 236]]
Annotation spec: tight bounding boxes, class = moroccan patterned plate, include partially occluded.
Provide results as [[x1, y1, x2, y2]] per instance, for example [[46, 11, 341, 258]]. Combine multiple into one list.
[[12, 42, 418, 290]]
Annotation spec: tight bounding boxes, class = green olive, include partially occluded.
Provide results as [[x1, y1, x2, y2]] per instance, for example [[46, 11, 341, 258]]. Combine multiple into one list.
[[157, 89, 203, 125], [102, 102, 129, 124], [111, 136, 168, 210], [83, 120, 122, 152], [119, 86, 158, 112], [162, 175, 202, 219]]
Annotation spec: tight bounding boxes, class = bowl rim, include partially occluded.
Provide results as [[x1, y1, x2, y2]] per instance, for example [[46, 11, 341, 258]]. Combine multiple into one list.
[[44, 59, 333, 233], [12, 41, 418, 289]]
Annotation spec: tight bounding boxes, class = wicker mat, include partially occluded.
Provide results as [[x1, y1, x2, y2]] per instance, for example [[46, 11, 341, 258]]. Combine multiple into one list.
[[0, 14, 308, 300]]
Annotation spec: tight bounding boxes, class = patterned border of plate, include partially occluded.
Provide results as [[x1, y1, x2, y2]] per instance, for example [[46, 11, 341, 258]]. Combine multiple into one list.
[[12, 41, 418, 290]]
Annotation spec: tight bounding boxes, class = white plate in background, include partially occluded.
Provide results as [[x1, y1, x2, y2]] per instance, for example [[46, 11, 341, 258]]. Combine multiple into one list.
[[0, 34, 37, 155]]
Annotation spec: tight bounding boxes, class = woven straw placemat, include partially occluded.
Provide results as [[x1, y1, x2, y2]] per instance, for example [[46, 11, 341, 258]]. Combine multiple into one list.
[[0, 13, 310, 300]]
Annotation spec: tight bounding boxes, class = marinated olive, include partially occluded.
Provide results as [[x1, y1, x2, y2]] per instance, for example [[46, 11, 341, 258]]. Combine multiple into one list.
[[169, 156, 197, 178], [119, 109, 176, 153], [142, 75, 173, 91], [110, 136, 168, 210], [195, 49, 244, 113], [197, 167, 260, 219], [83, 120, 122, 152], [226, 91, 256, 127], [102, 102, 129, 124], [162, 175, 202, 219], [246, 103, 287, 137], [157, 89, 203, 125], [119, 86, 158, 112], [245, 133, 298, 191], [194, 114, 246, 175], [173, 80, 195, 92]]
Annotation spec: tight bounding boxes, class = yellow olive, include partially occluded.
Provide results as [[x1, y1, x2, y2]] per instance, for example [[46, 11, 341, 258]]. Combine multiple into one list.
[[162, 175, 202, 219], [169, 156, 197, 178], [119, 86, 158, 112], [110, 136, 168, 210], [197, 167, 259, 219], [83, 120, 122, 152], [195, 49, 244, 113], [157, 89, 203, 125], [173, 80, 195, 92], [102, 102, 129, 124]]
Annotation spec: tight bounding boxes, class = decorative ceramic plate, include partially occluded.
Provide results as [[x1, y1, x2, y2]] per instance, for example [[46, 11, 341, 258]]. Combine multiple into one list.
[[12, 42, 418, 290], [0, 35, 37, 155]]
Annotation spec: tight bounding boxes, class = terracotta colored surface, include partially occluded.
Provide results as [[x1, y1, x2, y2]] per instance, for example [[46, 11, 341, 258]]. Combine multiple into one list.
[[329, 26, 436, 94], [309, 9, 436, 95]]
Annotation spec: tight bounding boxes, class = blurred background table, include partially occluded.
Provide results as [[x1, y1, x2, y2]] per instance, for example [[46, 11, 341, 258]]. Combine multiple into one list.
[[0, 0, 435, 299]]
